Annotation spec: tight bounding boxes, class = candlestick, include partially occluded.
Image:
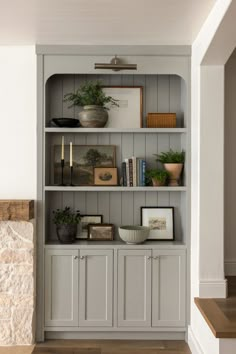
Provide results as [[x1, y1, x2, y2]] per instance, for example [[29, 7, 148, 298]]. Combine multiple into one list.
[[60, 159, 66, 186], [70, 166, 74, 186], [70, 142, 73, 167], [61, 136, 64, 160]]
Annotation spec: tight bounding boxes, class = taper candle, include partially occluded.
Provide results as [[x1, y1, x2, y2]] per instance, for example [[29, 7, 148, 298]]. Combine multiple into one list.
[[61, 136, 64, 160], [70, 142, 73, 167]]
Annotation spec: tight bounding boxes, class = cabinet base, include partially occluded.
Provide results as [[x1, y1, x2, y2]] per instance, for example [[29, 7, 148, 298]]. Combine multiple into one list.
[[45, 331, 186, 340]]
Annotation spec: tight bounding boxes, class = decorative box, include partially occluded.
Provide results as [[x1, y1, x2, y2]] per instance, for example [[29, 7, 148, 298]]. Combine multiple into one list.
[[146, 113, 176, 128]]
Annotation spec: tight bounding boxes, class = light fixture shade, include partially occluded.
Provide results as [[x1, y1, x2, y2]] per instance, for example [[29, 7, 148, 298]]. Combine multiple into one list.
[[94, 56, 137, 71]]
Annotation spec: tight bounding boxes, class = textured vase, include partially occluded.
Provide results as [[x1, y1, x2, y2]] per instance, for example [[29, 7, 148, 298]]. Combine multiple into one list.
[[78, 105, 108, 128], [164, 163, 183, 186], [56, 224, 77, 244]]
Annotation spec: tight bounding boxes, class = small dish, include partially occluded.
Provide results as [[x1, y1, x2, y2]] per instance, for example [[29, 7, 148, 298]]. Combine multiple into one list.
[[52, 118, 80, 127]]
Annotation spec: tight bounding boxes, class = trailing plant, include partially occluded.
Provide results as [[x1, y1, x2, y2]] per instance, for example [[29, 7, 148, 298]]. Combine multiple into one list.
[[145, 168, 169, 185], [52, 206, 81, 225], [64, 81, 119, 109], [145, 169, 169, 183], [155, 149, 185, 164]]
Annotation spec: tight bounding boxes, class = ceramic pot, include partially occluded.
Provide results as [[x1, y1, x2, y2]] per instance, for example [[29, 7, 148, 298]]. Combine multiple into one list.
[[151, 178, 166, 187], [56, 224, 77, 244], [78, 105, 108, 128], [164, 163, 183, 186]]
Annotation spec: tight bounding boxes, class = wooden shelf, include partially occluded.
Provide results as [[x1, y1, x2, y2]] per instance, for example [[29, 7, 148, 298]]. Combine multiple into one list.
[[44, 186, 187, 192], [45, 127, 187, 134]]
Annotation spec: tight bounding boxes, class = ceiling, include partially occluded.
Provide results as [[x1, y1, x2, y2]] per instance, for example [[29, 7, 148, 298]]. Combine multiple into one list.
[[0, 0, 217, 45]]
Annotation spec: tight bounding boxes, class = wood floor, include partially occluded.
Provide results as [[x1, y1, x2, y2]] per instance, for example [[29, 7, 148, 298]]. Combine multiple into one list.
[[0, 340, 191, 354], [195, 276, 236, 338]]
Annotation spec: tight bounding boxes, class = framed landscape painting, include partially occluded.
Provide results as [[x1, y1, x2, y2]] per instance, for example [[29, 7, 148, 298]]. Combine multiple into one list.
[[53, 145, 116, 185], [141, 207, 174, 241]]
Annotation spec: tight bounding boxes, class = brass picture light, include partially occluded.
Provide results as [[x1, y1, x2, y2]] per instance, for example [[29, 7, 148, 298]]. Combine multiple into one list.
[[94, 55, 137, 71]]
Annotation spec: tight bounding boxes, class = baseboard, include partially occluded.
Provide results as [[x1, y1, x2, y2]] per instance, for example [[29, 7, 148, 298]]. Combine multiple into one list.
[[199, 279, 227, 298], [225, 260, 236, 276], [188, 326, 204, 354], [45, 331, 185, 340]]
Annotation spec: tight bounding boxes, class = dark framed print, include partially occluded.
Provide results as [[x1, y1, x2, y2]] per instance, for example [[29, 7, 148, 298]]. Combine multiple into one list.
[[88, 223, 114, 241], [94, 167, 118, 186], [141, 207, 174, 241], [76, 215, 103, 239], [53, 145, 116, 185]]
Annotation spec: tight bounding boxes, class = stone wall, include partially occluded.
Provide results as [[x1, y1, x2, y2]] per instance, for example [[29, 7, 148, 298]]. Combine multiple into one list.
[[0, 220, 35, 345]]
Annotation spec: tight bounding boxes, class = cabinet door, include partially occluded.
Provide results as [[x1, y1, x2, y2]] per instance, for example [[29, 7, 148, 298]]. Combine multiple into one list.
[[79, 249, 113, 327], [45, 249, 79, 327], [152, 250, 186, 327], [118, 249, 151, 327]]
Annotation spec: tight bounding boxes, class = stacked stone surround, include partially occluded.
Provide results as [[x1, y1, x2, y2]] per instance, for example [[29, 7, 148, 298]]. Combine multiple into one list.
[[0, 220, 35, 345]]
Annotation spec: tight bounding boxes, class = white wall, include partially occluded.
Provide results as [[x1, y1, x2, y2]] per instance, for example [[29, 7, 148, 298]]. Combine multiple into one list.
[[224, 53, 236, 275], [0, 46, 36, 199]]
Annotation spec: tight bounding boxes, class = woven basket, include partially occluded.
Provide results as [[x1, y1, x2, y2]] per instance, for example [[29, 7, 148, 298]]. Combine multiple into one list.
[[146, 113, 176, 128]]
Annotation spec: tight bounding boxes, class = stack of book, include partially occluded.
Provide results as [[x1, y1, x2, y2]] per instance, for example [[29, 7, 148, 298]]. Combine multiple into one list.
[[121, 157, 146, 187]]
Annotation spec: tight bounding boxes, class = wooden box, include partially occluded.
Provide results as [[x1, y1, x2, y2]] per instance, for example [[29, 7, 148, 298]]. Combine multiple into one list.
[[0, 200, 34, 221], [146, 113, 176, 128]]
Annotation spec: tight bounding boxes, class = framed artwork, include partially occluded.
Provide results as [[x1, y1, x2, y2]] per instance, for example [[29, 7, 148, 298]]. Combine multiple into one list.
[[94, 167, 118, 186], [141, 207, 174, 241], [53, 145, 116, 185], [88, 223, 114, 241], [76, 215, 103, 239], [102, 86, 143, 128]]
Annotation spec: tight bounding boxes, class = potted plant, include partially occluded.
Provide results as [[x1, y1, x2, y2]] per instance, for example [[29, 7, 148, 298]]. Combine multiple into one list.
[[155, 149, 185, 186], [53, 206, 81, 244], [145, 169, 169, 186], [64, 81, 118, 128]]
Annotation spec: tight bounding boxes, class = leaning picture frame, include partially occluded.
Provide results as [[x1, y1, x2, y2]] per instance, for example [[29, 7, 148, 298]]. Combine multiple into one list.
[[102, 86, 143, 128], [53, 145, 116, 186], [141, 207, 174, 241], [76, 214, 103, 239], [88, 223, 114, 241]]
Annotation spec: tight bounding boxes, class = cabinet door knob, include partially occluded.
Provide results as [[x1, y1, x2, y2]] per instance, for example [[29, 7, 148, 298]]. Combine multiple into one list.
[[153, 256, 159, 260], [147, 256, 152, 260], [74, 256, 78, 260], [80, 256, 85, 260]]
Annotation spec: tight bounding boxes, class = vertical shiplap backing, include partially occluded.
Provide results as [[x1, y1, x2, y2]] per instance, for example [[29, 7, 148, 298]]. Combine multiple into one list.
[[45, 73, 187, 243], [46, 191, 185, 242], [46, 74, 185, 128]]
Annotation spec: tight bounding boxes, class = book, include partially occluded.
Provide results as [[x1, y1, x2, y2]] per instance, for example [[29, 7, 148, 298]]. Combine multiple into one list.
[[122, 161, 127, 186], [132, 156, 137, 187], [128, 158, 133, 187], [124, 159, 130, 187]]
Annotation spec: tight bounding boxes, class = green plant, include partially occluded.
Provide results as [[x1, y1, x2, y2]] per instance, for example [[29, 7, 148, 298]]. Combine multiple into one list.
[[145, 169, 169, 184], [155, 149, 185, 164], [52, 207, 81, 225], [64, 81, 119, 109]]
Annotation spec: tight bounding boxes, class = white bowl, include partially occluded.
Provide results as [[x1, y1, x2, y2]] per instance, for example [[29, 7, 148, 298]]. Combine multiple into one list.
[[118, 225, 150, 244]]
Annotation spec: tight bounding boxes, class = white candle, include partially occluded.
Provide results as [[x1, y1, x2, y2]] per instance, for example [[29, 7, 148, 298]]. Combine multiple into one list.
[[61, 136, 64, 160], [70, 142, 73, 167]]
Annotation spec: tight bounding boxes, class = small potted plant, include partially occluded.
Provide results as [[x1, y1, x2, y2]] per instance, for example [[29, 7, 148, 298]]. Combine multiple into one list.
[[155, 149, 185, 186], [145, 169, 169, 186], [53, 206, 81, 244], [64, 81, 118, 128]]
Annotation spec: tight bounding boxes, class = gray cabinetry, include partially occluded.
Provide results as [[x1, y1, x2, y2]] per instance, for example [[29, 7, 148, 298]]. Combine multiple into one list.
[[152, 250, 186, 327], [117, 249, 152, 327], [118, 249, 186, 328], [79, 249, 113, 327], [45, 249, 79, 327]]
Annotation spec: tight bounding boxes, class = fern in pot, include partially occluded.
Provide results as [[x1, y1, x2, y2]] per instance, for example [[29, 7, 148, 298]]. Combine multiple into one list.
[[53, 207, 81, 244], [155, 150, 185, 186], [145, 169, 169, 186], [64, 81, 118, 128]]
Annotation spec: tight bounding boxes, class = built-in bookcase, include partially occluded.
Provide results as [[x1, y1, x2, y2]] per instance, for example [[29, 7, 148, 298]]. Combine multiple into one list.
[[44, 73, 188, 243]]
